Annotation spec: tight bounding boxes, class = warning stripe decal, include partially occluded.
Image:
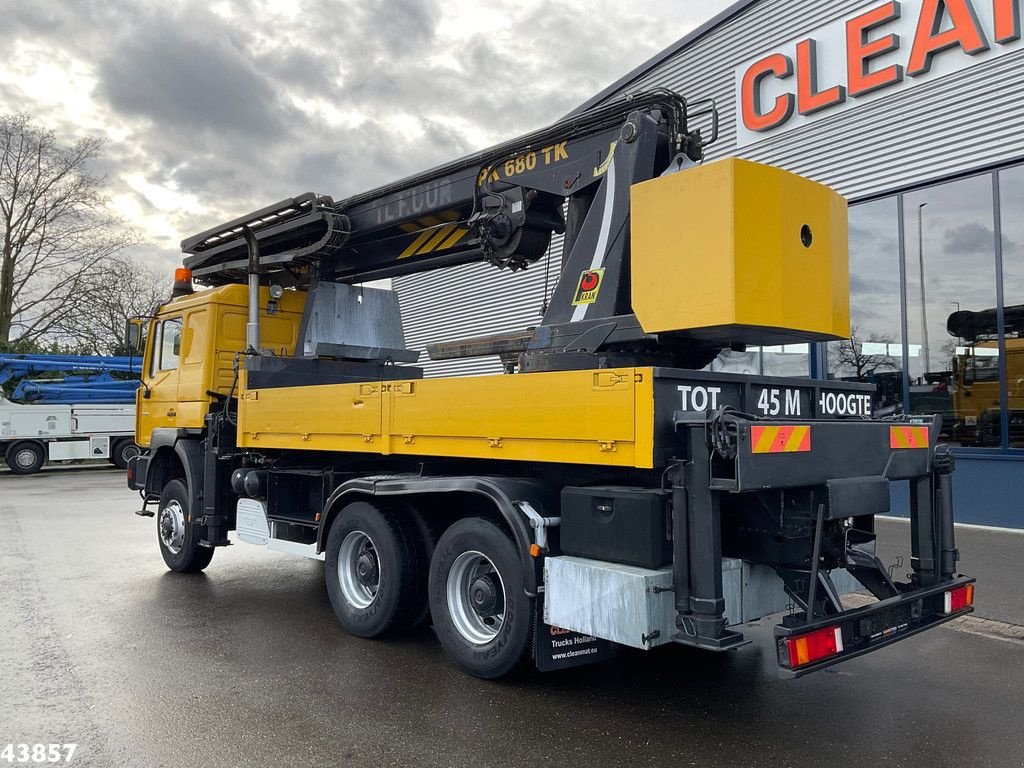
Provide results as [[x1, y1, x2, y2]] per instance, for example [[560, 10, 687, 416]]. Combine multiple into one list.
[[890, 426, 930, 449], [398, 223, 470, 259], [750, 425, 811, 454]]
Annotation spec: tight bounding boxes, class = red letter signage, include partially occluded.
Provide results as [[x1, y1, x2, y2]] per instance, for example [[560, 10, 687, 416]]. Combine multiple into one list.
[[908, 0, 990, 75], [994, 0, 1021, 42], [741, 54, 795, 132], [847, 1, 905, 95], [797, 39, 847, 114]]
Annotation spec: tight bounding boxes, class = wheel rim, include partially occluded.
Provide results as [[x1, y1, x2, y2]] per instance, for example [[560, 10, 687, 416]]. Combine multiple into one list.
[[14, 448, 38, 469], [159, 500, 185, 555], [338, 531, 380, 609], [121, 444, 140, 463], [446, 550, 506, 645]]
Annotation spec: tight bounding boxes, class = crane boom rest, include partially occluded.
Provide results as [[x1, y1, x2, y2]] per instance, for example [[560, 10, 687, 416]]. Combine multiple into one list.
[[129, 89, 973, 681]]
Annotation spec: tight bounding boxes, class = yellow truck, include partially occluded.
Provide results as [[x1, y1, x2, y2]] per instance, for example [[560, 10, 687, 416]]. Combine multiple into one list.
[[947, 305, 1024, 447], [127, 91, 973, 679]]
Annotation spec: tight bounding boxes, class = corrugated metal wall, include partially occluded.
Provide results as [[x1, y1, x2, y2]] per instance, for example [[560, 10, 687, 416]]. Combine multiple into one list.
[[394, 0, 1024, 376], [395, 237, 562, 377]]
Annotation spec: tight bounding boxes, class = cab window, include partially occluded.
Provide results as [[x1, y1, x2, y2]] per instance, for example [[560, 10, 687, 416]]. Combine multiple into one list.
[[153, 318, 183, 373]]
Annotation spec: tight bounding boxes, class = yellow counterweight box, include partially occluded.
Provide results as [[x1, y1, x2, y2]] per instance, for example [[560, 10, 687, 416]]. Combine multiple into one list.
[[630, 158, 850, 345]]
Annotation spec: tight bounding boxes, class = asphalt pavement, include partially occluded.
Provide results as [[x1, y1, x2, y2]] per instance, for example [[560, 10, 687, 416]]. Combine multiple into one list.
[[2, 467, 1023, 768]]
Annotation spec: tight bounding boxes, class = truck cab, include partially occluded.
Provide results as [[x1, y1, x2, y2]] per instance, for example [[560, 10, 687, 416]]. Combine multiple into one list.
[[136, 284, 305, 443]]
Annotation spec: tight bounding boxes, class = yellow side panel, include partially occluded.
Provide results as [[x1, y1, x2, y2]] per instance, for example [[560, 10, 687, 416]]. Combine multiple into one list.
[[237, 373, 382, 453], [238, 368, 656, 469], [630, 158, 850, 345]]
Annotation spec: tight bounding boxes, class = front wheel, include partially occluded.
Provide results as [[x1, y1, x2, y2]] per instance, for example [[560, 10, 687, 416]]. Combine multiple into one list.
[[5, 441, 45, 475], [428, 518, 531, 679], [157, 479, 214, 573]]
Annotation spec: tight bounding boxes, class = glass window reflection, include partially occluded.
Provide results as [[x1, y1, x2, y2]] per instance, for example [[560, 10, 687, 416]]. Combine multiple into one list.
[[827, 198, 903, 414], [903, 175, 997, 446], [999, 166, 1024, 448]]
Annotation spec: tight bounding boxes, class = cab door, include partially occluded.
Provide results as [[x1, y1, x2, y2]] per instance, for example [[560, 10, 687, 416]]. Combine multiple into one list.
[[137, 315, 184, 442]]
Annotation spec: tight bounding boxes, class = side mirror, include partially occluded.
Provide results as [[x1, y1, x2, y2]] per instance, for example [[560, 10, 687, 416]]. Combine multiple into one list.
[[124, 318, 145, 354]]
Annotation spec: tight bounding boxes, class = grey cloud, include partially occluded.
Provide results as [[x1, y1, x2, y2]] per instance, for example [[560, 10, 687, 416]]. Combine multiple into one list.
[[0, 0, 733, 260], [99, 12, 290, 141], [943, 222, 995, 257], [850, 274, 899, 296]]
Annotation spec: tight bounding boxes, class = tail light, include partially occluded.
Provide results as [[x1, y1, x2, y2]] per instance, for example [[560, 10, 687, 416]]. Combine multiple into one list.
[[784, 625, 844, 669], [943, 583, 974, 614]]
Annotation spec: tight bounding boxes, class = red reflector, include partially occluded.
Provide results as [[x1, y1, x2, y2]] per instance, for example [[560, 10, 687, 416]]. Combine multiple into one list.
[[943, 584, 974, 614], [785, 625, 844, 668]]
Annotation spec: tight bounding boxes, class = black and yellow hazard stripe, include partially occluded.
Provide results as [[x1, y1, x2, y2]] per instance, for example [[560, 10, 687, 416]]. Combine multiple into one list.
[[398, 210, 470, 259]]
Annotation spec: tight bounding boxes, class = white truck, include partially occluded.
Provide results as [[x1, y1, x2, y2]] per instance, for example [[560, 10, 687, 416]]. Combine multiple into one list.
[[0, 395, 138, 474], [0, 354, 141, 475]]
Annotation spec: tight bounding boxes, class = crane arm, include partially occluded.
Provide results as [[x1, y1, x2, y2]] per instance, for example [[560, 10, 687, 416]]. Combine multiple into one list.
[[182, 90, 714, 286]]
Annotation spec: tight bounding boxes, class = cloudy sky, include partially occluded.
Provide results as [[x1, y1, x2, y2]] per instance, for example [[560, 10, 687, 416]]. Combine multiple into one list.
[[0, 0, 734, 270]]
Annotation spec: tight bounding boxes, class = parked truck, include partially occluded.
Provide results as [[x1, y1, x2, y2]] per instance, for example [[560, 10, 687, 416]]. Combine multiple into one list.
[[128, 91, 974, 679], [947, 305, 1024, 446], [1, 355, 140, 474]]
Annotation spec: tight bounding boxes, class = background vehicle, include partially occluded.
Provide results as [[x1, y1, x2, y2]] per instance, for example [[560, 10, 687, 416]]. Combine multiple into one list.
[[128, 91, 974, 680], [1, 354, 140, 474], [947, 305, 1024, 447]]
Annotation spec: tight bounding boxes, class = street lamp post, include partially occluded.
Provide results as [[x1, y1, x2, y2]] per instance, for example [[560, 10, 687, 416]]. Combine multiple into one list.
[[918, 203, 930, 378]]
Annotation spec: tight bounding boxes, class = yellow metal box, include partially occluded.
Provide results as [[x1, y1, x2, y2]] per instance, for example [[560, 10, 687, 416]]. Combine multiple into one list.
[[630, 158, 849, 344]]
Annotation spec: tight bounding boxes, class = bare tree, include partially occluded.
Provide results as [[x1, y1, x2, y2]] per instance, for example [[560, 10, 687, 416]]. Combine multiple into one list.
[[0, 113, 137, 345], [53, 257, 168, 354], [830, 325, 900, 380]]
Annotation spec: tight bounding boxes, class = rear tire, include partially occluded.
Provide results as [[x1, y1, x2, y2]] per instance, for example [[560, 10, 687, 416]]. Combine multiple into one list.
[[111, 439, 140, 470], [5, 441, 45, 475], [428, 518, 531, 679], [324, 501, 425, 638], [157, 479, 215, 573]]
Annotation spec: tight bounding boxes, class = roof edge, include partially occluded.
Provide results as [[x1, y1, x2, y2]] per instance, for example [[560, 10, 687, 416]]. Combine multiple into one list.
[[568, 0, 760, 116]]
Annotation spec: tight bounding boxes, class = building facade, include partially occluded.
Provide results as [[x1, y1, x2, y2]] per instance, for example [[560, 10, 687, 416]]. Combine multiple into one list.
[[394, 0, 1024, 527]]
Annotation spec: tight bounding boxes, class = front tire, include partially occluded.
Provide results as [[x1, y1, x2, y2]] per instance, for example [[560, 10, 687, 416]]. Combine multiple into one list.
[[428, 518, 531, 679], [157, 479, 215, 573], [324, 501, 425, 638], [5, 441, 45, 475]]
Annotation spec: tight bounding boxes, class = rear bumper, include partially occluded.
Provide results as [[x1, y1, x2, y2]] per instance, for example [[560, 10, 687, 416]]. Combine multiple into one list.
[[775, 576, 976, 678]]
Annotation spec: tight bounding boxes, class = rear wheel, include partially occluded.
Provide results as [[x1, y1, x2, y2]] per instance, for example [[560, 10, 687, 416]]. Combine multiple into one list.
[[428, 518, 531, 679], [5, 441, 45, 475], [324, 501, 425, 638], [157, 479, 215, 573], [111, 439, 140, 470]]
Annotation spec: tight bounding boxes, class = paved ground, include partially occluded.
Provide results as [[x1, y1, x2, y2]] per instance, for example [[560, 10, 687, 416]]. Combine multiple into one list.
[[2, 467, 1023, 768]]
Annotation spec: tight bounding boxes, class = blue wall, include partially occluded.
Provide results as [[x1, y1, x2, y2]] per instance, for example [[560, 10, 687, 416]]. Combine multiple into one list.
[[889, 451, 1024, 528]]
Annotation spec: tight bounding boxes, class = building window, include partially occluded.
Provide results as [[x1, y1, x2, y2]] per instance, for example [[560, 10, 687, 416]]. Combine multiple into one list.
[[827, 198, 903, 413], [903, 175, 998, 446], [825, 163, 1024, 451], [999, 165, 1024, 448]]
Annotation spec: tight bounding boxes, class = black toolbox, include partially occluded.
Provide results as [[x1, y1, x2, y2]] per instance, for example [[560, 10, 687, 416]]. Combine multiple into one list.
[[559, 486, 671, 568]]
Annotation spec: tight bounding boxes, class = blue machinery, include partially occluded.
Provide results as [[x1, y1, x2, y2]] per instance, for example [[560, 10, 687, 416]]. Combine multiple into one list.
[[0, 355, 140, 404]]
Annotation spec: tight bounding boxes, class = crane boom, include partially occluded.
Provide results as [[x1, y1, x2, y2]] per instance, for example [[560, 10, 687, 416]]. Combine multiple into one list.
[[182, 90, 712, 286]]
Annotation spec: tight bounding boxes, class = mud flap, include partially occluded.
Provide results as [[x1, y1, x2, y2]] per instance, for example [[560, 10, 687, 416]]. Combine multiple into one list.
[[533, 593, 615, 672]]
